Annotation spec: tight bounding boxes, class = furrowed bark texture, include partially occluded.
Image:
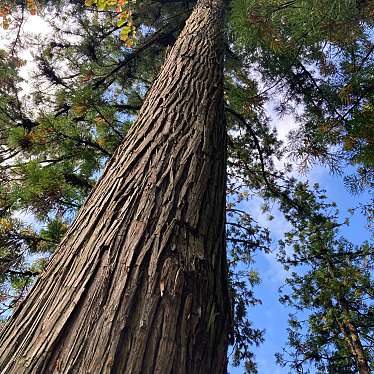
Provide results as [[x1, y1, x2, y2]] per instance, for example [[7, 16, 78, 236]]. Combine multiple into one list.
[[340, 298, 370, 374], [0, 0, 231, 372], [327, 262, 370, 374]]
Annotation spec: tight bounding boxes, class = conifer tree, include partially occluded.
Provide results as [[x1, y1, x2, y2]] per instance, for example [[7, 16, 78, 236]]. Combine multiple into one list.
[[276, 183, 373, 374]]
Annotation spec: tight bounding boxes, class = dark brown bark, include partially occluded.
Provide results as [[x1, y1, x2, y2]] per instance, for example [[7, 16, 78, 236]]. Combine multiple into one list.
[[0, 0, 231, 372], [339, 297, 370, 374], [327, 262, 370, 374]]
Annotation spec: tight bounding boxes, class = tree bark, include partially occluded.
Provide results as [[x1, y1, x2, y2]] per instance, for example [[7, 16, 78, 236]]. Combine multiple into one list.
[[327, 262, 370, 374], [0, 0, 231, 372], [339, 297, 370, 374]]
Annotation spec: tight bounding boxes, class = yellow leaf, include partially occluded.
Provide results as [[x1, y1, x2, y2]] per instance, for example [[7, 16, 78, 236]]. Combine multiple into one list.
[[0, 218, 12, 231], [339, 84, 352, 105], [3, 17, 9, 30], [97, 0, 107, 10], [94, 116, 106, 124], [343, 136, 355, 151], [72, 104, 88, 117]]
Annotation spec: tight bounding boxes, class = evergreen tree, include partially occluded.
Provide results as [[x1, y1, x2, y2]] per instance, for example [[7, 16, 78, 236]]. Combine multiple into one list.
[[1, 1, 268, 369], [276, 184, 373, 374]]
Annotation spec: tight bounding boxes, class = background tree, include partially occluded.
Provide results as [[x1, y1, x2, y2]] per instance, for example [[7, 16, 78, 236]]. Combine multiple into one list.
[[276, 183, 373, 374]]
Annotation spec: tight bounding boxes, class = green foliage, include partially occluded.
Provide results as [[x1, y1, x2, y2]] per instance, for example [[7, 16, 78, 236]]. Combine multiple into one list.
[[230, 0, 374, 182], [0, 214, 64, 314], [226, 204, 269, 372]]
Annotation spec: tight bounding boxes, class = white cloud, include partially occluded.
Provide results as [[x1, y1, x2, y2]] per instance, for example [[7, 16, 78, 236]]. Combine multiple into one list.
[[266, 101, 299, 141], [13, 210, 39, 228], [0, 13, 52, 95], [22, 14, 50, 35], [0, 13, 50, 46]]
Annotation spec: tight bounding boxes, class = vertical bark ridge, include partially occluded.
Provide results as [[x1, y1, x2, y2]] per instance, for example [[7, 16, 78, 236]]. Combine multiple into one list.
[[339, 297, 370, 374], [0, 0, 230, 372], [327, 262, 370, 373]]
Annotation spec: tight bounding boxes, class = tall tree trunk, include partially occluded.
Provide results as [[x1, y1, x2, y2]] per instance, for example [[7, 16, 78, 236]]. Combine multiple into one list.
[[334, 304, 370, 374], [327, 262, 370, 374], [0, 0, 231, 372], [339, 297, 370, 374]]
